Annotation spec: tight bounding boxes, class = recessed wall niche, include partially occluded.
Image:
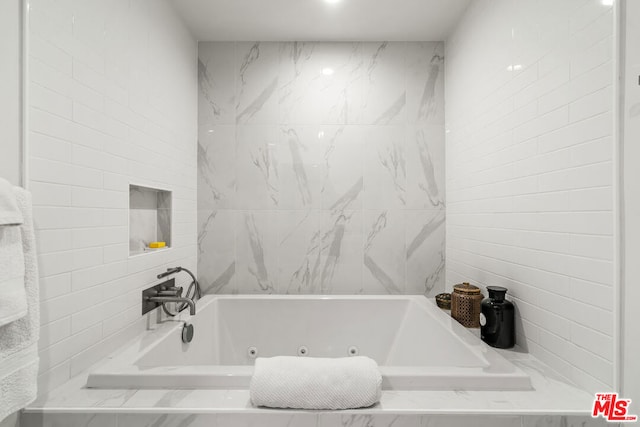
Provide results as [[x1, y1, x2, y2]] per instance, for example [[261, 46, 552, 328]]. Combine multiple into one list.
[[129, 184, 172, 256]]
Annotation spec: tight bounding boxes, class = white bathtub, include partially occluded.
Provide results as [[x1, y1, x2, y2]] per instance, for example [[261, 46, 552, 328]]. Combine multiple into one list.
[[87, 295, 531, 391]]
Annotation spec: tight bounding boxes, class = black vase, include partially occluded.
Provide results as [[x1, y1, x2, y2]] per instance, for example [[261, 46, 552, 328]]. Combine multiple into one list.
[[480, 286, 515, 349]]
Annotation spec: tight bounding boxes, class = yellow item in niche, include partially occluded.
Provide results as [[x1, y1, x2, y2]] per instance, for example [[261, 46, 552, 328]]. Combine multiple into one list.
[[149, 242, 166, 248]]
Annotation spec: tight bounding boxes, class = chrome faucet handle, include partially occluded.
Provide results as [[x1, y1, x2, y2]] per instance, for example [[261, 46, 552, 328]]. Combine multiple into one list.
[[156, 267, 201, 300], [145, 295, 196, 315], [143, 278, 193, 316], [158, 285, 182, 294], [156, 288, 182, 297]]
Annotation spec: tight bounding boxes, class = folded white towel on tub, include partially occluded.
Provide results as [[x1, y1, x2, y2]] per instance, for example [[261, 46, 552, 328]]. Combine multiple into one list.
[[250, 356, 382, 410]]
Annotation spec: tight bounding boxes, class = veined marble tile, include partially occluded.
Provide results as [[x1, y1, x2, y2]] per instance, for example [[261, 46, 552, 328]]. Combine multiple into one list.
[[215, 413, 321, 427], [23, 350, 603, 422], [21, 414, 116, 427], [406, 125, 445, 209], [522, 416, 608, 427], [278, 210, 322, 293], [406, 42, 445, 125], [278, 126, 327, 209], [278, 42, 364, 125], [362, 42, 407, 125], [197, 41, 445, 297], [363, 210, 406, 294], [281, 209, 363, 294], [22, 414, 608, 427], [406, 210, 446, 296], [317, 209, 363, 293], [364, 126, 406, 209], [197, 209, 236, 294], [277, 125, 364, 210], [235, 211, 278, 293], [198, 125, 236, 210], [236, 125, 279, 209], [117, 414, 214, 427], [419, 415, 522, 427], [120, 389, 249, 409], [117, 413, 321, 427], [199, 42, 236, 125], [28, 387, 137, 409], [235, 42, 279, 125], [319, 414, 420, 427], [321, 125, 365, 210], [121, 389, 191, 408]]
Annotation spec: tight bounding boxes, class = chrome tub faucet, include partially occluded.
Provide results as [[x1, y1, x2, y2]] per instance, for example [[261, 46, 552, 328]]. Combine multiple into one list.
[[142, 278, 197, 316], [145, 288, 196, 316]]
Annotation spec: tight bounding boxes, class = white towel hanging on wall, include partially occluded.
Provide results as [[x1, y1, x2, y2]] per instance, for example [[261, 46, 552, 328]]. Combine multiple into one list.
[[0, 186, 40, 422], [0, 177, 27, 328]]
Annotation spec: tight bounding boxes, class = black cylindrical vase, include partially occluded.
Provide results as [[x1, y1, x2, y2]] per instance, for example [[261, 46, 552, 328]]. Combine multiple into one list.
[[480, 286, 515, 349]]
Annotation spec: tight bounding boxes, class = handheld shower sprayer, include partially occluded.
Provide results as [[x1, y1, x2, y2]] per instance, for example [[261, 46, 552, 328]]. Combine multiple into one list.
[[156, 266, 202, 316], [157, 267, 182, 279]]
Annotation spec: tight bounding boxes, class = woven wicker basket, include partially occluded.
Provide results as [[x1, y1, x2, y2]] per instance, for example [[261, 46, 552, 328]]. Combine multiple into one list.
[[451, 282, 483, 328], [435, 293, 451, 309]]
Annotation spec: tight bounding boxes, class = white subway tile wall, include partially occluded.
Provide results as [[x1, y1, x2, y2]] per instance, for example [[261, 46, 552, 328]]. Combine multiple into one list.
[[0, 0, 22, 186], [622, 0, 640, 405], [445, 0, 614, 392], [28, 0, 197, 393]]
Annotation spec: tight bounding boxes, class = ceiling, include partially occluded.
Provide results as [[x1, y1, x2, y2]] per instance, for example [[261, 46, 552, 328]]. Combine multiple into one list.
[[170, 0, 472, 42]]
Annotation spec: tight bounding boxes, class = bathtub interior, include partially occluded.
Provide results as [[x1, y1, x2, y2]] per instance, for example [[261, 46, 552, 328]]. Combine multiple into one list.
[[135, 297, 490, 369], [87, 295, 531, 390]]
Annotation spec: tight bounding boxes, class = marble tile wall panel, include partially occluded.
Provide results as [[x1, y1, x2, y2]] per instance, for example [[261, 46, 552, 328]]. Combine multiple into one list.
[[198, 42, 445, 295], [197, 209, 236, 294], [279, 42, 363, 125], [236, 42, 279, 125]]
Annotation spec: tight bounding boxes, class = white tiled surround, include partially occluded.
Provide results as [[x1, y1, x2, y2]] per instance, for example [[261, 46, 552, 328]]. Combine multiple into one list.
[[197, 42, 446, 296], [27, 0, 197, 394], [622, 0, 640, 406], [0, 0, 22, 186], [445, 0, 615, 392]]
